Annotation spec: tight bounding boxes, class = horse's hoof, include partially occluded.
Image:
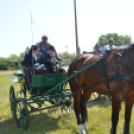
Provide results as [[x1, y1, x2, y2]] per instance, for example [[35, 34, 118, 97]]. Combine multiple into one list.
[[110, 128, 116, 134], [83, 121, 88, 132], [78, 124, 86, 134], [110, 128, 113, 134], [124, 130, 130, 134], [79, 129, 86, 134]]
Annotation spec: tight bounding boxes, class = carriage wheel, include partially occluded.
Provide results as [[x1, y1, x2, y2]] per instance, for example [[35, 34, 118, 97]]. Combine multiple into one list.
[[88, 92, 101, 102], [14, 98, 29, 130], [63, 97, 73, 114], [9, 86, 16, 117]]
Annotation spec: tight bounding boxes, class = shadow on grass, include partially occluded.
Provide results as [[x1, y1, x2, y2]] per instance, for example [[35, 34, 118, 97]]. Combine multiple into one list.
[[87, 96, 111, 108], [0, 109, 78, 134]]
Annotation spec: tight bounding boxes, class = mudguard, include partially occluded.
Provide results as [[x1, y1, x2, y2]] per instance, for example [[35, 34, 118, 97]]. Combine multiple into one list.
[[9, 77, 19, 83]]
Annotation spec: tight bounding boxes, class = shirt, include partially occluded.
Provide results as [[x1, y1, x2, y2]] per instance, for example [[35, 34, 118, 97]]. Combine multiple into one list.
[[36, 41, 51, 52], [104, 45, 116, 51], [94, 49, 103, 54], [32, 53, 37, 61], [50, 53, 57, 65]]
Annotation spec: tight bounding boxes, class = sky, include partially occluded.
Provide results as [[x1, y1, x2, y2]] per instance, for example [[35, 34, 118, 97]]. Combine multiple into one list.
[[0, 0, 134, 58]]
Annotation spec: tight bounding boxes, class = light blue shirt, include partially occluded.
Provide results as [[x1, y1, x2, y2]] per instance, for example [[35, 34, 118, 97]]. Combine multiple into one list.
[[32, 53, 37, 61], [94, 49, 103, 54], [36, 41, 51, 52]]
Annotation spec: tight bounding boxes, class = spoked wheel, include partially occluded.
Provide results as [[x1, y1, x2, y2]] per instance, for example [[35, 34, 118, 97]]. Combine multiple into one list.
[[88, 92, 101, 102], [14, 98, 29, 130], [9, 86, 16, 117], [63, 97, 73, 114]]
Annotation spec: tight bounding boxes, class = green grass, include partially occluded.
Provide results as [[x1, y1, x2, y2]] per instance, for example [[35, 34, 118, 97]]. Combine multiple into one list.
[[0, 73, 134, 134]]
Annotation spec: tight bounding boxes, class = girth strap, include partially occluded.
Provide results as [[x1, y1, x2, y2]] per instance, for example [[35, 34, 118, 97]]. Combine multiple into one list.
[[98, 52, 112, 100], [101, 75, 134, 83]]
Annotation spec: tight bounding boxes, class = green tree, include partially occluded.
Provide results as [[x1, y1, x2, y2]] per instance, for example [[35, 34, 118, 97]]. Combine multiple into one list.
[[0, 58, 11, 70], [0, 46, 31, 70], [58, 52, 76, 64], [98, 33, 132, 47]]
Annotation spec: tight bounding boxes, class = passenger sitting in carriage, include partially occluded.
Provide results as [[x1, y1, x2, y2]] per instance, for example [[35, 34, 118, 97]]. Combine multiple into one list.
[[36, 35, 61, 60], [24, 45, 51, 89], [36, 35, 51, 55], [93, 43, 103, 55], [44, 45, 65, 73]]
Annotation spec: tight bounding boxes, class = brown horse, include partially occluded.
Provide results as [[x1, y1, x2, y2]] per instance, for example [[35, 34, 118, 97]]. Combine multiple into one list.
[[68, 43, 134, 134]]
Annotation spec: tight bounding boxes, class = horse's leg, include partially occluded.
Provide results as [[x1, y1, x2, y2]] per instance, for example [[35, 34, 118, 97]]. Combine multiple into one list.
[[111, 97, 121, 134], [124, 98, 133, 134], [74, 93, 86, 134], [81, 91, 92, 132]]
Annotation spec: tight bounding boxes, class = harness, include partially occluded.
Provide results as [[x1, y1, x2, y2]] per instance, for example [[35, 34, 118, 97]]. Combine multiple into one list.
[[65, 47, 134, 99], [99, 48, 134, 99]]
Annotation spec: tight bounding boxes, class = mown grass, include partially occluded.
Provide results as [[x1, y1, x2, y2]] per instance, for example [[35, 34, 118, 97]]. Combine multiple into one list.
[[0, 73, 134, 134]]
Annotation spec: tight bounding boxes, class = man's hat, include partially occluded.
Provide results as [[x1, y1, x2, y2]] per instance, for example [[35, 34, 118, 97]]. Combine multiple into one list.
[[31, 45, 39, 51], [95, 43, 100, 47], [49, 45, 56, 51], [42, 35, 48, 39]]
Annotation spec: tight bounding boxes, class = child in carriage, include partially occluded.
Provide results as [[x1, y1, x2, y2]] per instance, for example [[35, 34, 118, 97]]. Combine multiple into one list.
[[44, 45, 65, 73]]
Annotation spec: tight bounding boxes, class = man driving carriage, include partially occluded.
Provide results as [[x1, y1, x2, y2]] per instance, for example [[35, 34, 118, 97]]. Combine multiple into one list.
[[24, 45, 51, 89], [23, 45, 65, 88]]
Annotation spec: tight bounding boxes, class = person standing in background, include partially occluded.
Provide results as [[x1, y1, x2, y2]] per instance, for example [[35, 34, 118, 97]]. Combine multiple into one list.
[[104, 38, 116, 51], [94, 43, 103, 55]]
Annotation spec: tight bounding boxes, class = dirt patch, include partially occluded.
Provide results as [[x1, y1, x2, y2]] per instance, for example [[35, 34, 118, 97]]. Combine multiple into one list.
[[0, 71, 13, 75]]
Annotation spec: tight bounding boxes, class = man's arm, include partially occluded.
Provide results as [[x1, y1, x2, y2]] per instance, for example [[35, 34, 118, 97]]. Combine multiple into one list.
[[55, 51, 62, 61], [24, 54, 32, 67], [44, 54, 51, 64]]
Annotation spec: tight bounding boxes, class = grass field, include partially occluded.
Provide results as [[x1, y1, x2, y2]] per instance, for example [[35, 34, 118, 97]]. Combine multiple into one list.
[[1, 73, 134, 134]]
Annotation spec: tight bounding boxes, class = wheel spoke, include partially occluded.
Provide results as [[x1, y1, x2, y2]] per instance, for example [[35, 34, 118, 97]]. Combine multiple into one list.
[[14, 98, 29, 130]]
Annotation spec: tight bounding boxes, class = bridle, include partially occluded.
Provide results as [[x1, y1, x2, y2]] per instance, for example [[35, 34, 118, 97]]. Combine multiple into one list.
[[115, 46, 134, 75], [126, 48, 134, 70], [98, 46, 134, 99]]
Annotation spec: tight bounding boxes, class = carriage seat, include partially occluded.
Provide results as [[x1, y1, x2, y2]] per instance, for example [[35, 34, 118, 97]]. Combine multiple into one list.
[[14, 72, 25, 77]]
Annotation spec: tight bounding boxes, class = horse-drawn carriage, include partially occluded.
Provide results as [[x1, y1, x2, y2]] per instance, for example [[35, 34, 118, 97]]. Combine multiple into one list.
[[9, 58, 101, 130], [9, 43, 134, 134], [9, 61, 73, 130]]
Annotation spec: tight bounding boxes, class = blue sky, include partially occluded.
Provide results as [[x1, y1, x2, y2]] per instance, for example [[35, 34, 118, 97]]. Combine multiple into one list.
[[0, 0, 134, 58]]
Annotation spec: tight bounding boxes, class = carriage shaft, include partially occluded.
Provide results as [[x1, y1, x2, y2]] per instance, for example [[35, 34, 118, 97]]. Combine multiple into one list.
[[43, 58, 102, 97]]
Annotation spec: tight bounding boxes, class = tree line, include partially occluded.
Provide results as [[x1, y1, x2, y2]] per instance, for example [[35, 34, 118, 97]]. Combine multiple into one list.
[[0, 33, 132, 70], [0, 48, 75, 70], [98, 33, 132, 47]]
